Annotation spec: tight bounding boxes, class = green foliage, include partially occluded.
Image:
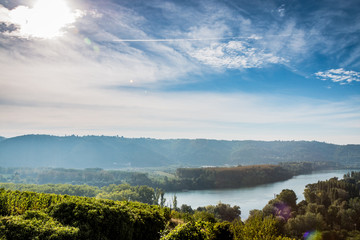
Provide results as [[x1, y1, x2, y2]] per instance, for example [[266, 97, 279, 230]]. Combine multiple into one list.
[[193, 211, 217, 223], [0, 189, 167, 240], [274, 172, 360, 239], [161, 221, 233, 240], [211, 222, 234, 240], [0, 210, 79, 240], [232, 216, 294, 240], [3, 169, 360, 240], [172, 195, 178, 210], [162, 221, 208, 240], [346, 231, 360, 240], [0, 188, 71, 216], [262, 189, 297, 221], [180, 204, 194, 214], [276, 189, 297, 210], [201, 203, 241, 222], [49, 200, 166, 240], [97, 183, 159, 204], [284, 212, 326, 238], [0, 160, 346, 193], [0, 182, 163, 206], [0, 182, 100, 197], [174, 165, 293, 190], [279, 161, 342, 175]]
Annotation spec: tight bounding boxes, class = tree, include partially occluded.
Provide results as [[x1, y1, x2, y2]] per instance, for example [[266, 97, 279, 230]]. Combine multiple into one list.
[[284, 212, 326, 238], [212, 203, 241, 222], [232, 216, 295, 240], [276, 189, 297, 210], [180, 204, 194, 214], [172, 195, 178, 210], [161, 221, 233, 240], [263, 189, 297, 221]]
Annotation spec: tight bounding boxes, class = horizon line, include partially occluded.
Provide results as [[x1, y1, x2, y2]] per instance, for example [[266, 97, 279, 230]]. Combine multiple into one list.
[[0, 134, 354, 145]]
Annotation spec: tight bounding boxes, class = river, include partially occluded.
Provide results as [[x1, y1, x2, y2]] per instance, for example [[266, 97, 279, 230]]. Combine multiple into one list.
[[165, 169, 356, 219]]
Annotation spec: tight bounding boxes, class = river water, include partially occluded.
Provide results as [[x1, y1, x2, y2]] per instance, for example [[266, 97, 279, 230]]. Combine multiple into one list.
[[165, 169, 356, 219]]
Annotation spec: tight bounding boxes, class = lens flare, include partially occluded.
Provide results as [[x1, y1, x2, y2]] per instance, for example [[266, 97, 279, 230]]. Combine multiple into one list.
[[8, 0, 81, 38], [273, 202, 291, 220], [304, 230, 322, 240]]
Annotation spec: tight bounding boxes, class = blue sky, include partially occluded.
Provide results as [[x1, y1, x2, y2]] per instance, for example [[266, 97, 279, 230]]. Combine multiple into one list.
[[0, 0, 359, 144]]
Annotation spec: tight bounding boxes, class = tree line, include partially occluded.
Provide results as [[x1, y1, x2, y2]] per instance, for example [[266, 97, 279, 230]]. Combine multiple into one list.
[[174, 165, 292, 190], [0, 161, 341, 192], [0, 182, 165, 206], [169, 162, 338, 190]]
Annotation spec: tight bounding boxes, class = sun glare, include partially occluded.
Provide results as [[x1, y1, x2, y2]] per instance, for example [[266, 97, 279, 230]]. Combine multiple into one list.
[[9, 0, 78, 39]]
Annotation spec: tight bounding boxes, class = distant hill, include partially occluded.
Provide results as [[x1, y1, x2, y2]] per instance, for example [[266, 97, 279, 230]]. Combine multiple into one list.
[[0, 135, 359, 168]]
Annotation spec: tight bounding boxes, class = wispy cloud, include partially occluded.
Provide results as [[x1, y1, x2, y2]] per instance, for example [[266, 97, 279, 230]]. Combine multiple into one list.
[[277, 4, 285, 18], [189, 40, 286, 69], [315, 68, 360, 84], [113, 36, 260, 42], [156, 1, 308, 71]]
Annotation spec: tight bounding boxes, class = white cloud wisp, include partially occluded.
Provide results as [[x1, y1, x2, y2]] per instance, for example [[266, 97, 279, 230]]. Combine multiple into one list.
[[315, 68, 360, 85], [190, 40, 286, 69]]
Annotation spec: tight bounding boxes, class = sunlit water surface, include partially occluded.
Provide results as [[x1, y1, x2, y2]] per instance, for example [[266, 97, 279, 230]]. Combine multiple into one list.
[[165, 169, 356, 219]]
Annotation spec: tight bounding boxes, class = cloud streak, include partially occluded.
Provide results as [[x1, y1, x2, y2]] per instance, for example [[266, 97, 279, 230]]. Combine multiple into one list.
[[113, 36, 261, 42], [315, 68, 360, 85], [190, 40, 286, 69]]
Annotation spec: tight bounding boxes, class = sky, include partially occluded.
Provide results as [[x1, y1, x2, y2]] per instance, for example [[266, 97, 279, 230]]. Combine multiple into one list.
[[0, 0, 359, 144]]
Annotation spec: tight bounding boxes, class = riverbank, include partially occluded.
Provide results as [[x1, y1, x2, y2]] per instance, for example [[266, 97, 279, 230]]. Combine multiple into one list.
[[165, 169, 356, 219]]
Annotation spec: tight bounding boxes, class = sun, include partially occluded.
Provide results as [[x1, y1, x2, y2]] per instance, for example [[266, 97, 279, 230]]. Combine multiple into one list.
[[9, 0, 79, 39]]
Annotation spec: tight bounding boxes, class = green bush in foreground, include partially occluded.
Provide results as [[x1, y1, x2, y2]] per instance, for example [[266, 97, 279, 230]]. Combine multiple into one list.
[[0, 210, 79, 240], [0, 189, 168, 240], [161, 221, 233, 240]]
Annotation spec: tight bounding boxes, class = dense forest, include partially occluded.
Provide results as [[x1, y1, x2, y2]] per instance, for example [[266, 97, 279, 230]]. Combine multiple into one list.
[[174, 165, 292, 190], [173, 162, 341, 190], [1, 172, 360, 239], [0, 135, 359, 168]]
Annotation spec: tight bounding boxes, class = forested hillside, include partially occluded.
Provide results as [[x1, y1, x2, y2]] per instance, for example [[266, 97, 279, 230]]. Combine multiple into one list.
[[0, 135, 359, 168]]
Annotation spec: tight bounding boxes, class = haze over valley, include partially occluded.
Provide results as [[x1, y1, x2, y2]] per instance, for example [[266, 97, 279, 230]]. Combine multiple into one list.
[[0, 135, 359, 169]]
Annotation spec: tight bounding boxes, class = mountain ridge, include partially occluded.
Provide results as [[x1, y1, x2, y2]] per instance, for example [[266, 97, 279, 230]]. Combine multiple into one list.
[[0, 134, 359, 168]]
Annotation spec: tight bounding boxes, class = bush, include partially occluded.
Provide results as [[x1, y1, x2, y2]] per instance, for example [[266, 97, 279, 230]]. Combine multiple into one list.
[[0, 210, 79, 240], [162, 221, 233, 240], [49, 200, 166, 240]]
